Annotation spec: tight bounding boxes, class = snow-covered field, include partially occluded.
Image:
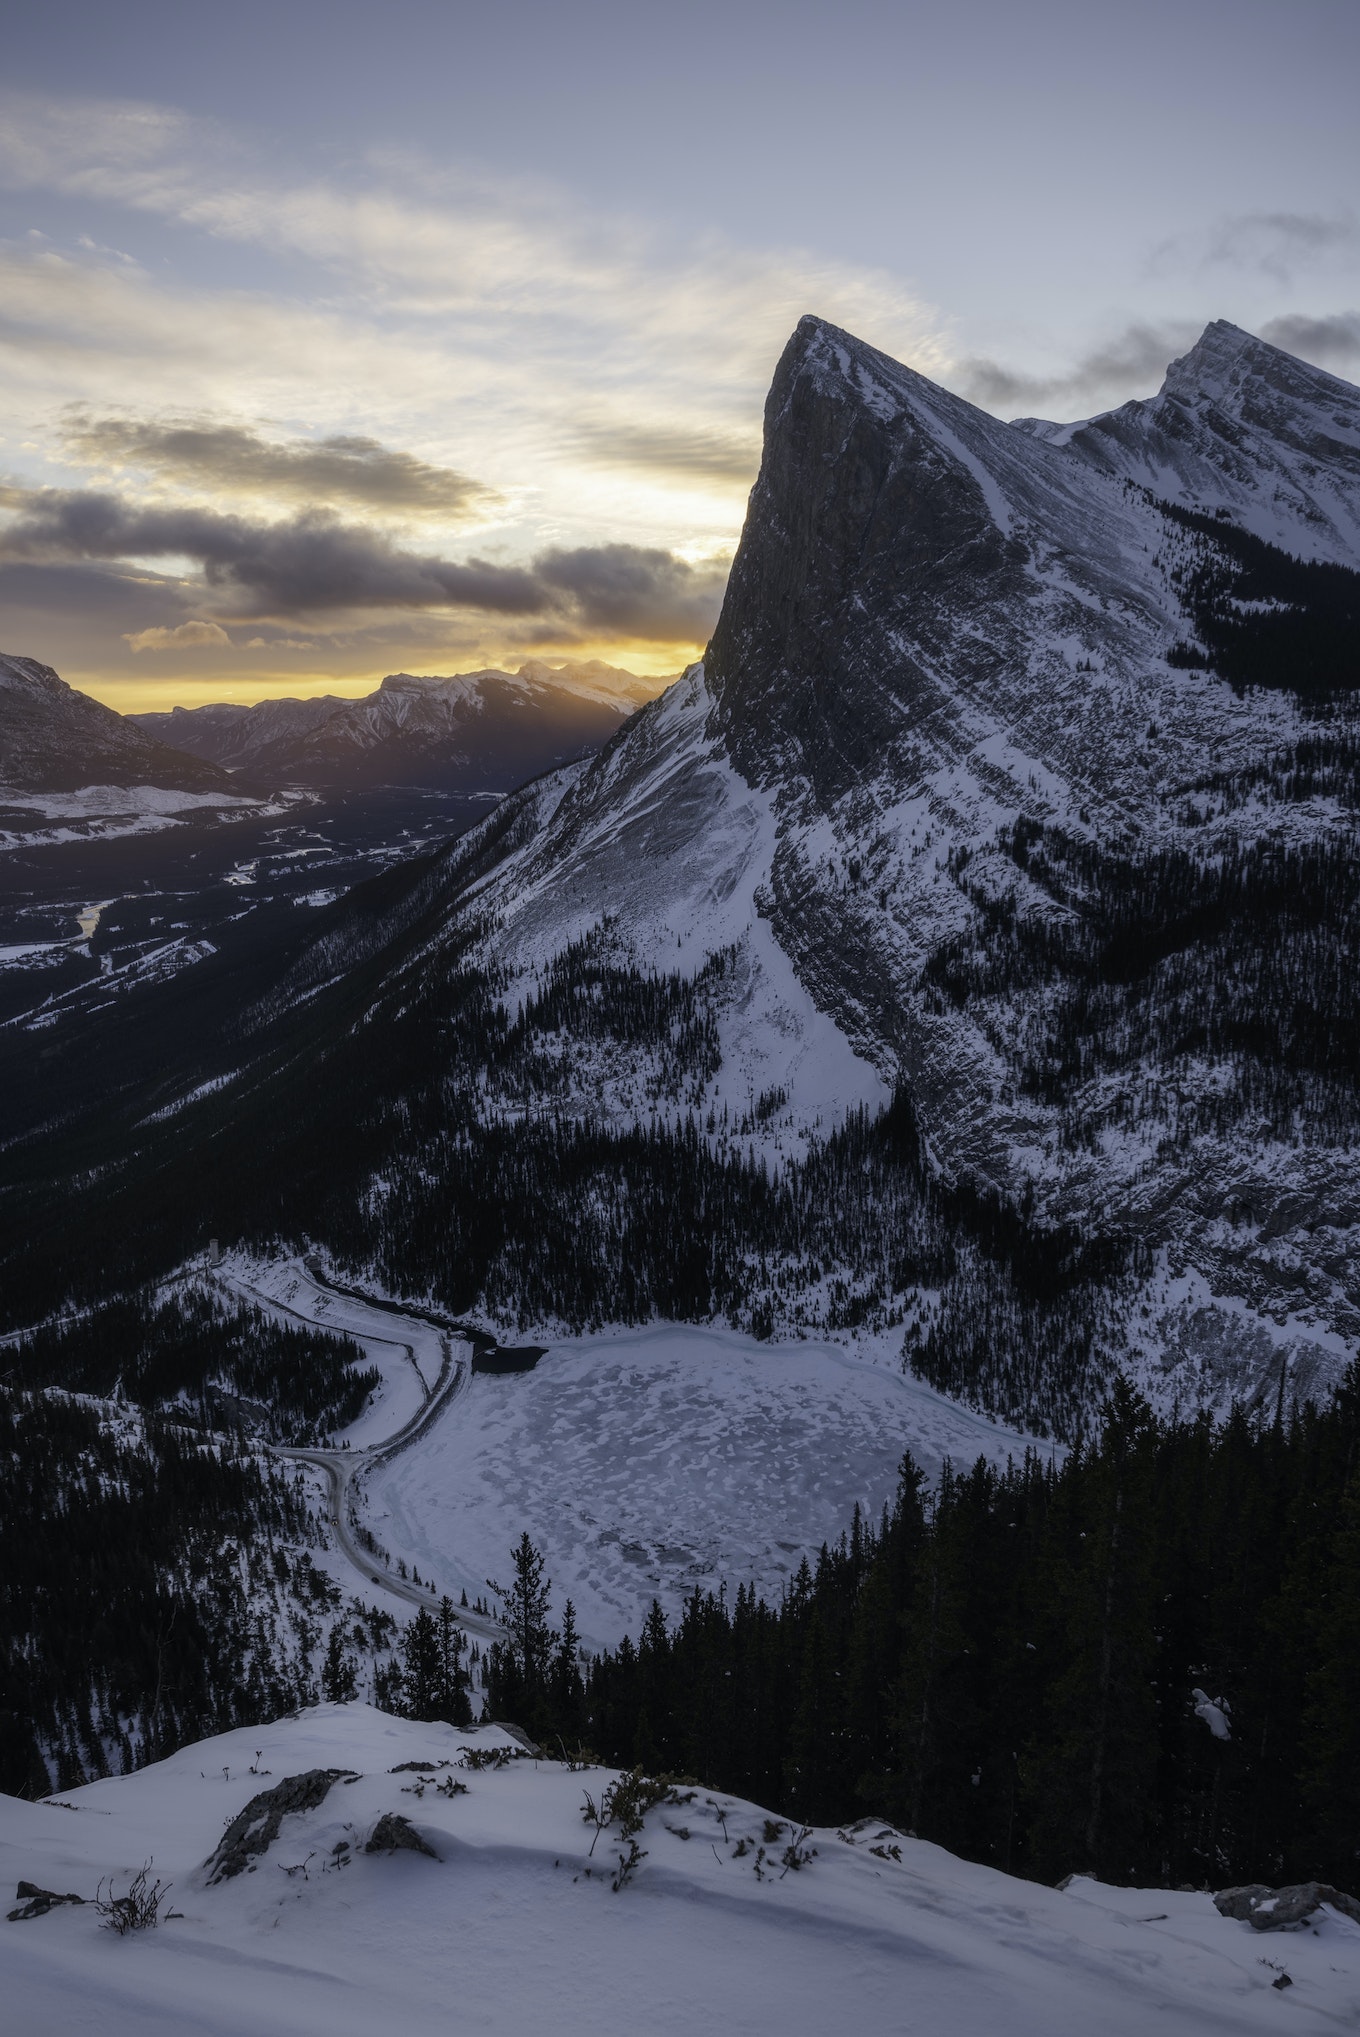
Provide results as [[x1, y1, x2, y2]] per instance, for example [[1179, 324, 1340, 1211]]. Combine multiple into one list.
[[0, 783, 296, 850], [4, 1704, 1353, 2036], [363, 1323, 1052, 1647]]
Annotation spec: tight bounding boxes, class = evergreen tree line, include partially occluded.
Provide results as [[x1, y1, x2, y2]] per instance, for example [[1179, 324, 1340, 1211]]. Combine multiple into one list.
[[0, 1386, 339, 1796], [11, 1285, 380, 1445], [1157, 496, 1360, 699], [931, 810, 1360, 1153], [495, 1375, 1360, 1893]]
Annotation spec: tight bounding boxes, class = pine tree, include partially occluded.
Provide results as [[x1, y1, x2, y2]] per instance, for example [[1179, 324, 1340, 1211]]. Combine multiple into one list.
[[322, 1623, 357, 1703], [484, 1533, 556, 1733], [549, 1598, 585, 1742], [435, 1595, 474, 1728], [399, 1608, 443, 1721]]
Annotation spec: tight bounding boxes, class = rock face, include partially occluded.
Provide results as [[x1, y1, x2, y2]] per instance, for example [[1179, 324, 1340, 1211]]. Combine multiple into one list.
[[0, 653, 235, 795], [203, 1768, 357, 1883], [134, 661, 657, 789], [365, 1812, 439, 1858], [691, 316, 1360, 1390]]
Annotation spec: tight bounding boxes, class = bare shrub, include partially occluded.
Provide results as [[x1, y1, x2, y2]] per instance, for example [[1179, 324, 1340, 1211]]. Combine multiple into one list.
[[95, 1863, 170, 1933]]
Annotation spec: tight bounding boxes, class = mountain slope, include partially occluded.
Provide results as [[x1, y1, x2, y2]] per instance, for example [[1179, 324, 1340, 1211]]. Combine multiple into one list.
[[6, 320, 1359, 1426], [0, 653, 237, 796], [1017, 318, 1360, 562], [6, 1705, 1353, 2036], [134, 661, 660, 789]]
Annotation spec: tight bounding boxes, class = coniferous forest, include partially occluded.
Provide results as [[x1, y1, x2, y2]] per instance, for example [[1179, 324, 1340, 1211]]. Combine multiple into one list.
[[483, 1374, 1360, 1892]]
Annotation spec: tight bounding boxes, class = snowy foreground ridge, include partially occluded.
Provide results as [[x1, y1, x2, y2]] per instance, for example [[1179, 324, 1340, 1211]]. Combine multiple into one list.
[[4, 1707, 1358, 2034]]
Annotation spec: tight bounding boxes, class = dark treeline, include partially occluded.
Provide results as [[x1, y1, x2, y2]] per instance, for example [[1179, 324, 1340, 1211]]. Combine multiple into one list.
[[560, 1376, 1360, 1892], [12, 1286, 379, 1445], [0, 1387, 336, 1797], [1158, 497, 1360, 698], [932, 806, 1360, 1152]]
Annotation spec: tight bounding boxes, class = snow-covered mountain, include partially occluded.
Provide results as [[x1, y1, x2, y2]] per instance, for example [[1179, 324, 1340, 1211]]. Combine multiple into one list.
[[0, 652, 235, 796], [248, 316, 1358, 1409], [134, 660, 661, 789], [7, 320, 1358, 1430], [6, 1703, 1352, 2036], [1015, 318, 1360, 562]]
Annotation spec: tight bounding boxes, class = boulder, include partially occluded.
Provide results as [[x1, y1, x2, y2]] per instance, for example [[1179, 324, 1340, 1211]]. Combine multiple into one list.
[[205, 1769, 358, 1884], [1215, 1881, 1360, 1931], [365, 1813, 439, 1859]]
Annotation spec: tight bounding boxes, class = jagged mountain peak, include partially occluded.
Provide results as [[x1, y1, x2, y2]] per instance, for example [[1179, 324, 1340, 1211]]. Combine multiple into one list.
[[1161, 316, 1349, 407], [1049, 320, 1360, 561]]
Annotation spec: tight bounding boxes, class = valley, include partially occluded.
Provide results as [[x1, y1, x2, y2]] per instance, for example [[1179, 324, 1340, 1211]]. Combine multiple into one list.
[[222, 1252, 1051, 1650], [4, 312, 1360, 1977]]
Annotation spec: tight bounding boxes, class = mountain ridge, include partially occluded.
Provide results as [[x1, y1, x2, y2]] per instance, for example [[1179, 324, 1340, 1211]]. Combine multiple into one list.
[[132, 660, 662, 788], [0, 652, 237, 796]]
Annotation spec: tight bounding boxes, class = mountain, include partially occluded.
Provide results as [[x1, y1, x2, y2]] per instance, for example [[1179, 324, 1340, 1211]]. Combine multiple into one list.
[[133, 660, 661, 789], [7, 1703, 1352, 2035], [6, 320, 1360, 1433], [0, 653, 235, 796], [1014, 318, 1360, 561]]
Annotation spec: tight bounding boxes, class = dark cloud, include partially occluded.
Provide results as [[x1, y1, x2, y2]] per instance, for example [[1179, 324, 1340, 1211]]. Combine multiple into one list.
[[0, 488, 548, 614], [535, 544, 729, 639], [0, 486, 728, 642], [1259, 311, 1360, 374], [957, 322, 1201, 419], [576, 421, 759, 484], [62, 416, 499, 519], [1204, 212, 1358, 283]]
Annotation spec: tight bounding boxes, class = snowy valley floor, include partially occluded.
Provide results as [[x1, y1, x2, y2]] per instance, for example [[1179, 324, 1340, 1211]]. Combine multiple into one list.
[[225, 1255, 1054, 1649], [3, 1705, 1356, 2035]]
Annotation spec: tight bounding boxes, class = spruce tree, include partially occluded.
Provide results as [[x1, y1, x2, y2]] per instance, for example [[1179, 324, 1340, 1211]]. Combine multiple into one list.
[[322, 1623, 357, 1703]]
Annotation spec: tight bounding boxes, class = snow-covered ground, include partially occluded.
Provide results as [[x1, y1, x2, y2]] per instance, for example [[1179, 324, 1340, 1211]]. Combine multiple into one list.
[[0, 783, 297, 850], [4, 1704, 1353, 2036], [362, 1323, 1052, 1647]]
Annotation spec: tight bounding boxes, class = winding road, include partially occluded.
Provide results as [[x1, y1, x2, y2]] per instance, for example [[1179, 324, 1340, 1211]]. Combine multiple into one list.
[[214, 1258, 504, 1639]]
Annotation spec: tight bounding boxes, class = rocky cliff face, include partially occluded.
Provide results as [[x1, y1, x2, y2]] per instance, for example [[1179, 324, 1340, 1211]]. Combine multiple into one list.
[[693, 317, 1360, 1394], [0, 653, 234, 795], [407, 316, 1359, 1403]]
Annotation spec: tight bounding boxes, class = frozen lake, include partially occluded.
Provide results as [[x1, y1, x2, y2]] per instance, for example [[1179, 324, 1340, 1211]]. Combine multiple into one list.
[[362, 1323, 1051, 1649]]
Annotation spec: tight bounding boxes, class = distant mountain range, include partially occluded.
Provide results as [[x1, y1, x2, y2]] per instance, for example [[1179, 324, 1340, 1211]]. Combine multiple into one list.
[[133, 661, 660, 789], [0, 653, 233, 796]]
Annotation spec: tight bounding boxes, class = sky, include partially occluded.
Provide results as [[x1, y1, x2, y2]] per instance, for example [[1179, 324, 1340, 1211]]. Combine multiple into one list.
[[1, 0, 1357, 712]]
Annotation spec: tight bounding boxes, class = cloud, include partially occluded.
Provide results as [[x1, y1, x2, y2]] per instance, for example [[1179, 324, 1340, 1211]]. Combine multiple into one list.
[[574, 421, 760, 485], [1203, 212, 1359, 284], [64, 415, 498, 519], [0, 487, 545, 613], [0, 483, 729, 641], [956, 322, 1201, 418], [535, 544, 729, 640], [1258, 311, 1360, 374], [124, 618, 231, 650], [0, 90, 949, 463]]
